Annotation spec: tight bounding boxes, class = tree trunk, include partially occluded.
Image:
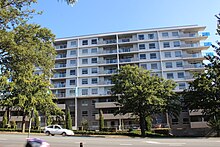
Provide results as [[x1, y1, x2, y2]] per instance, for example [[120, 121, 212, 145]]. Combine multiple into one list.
[[139, 114, 146, 137], [22, 113, 26, 133]]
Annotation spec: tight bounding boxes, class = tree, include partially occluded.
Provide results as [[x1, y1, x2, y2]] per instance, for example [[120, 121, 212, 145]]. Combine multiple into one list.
[[99, 109, 104, 131], [34, 111, 40, 130], [111, 65, 177, 137], [59, 0, 78, 5], [0, 1, 63, 132], [183, 13, 220, 137], [66, 108, 72, 130], [2, 111, 7, 128]]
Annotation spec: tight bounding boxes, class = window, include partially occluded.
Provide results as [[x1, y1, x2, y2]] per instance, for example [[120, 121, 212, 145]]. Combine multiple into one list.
[[164, 52, 171, 58], [167, 73, 174, 79], [172, 32, 179, 37], [140, 54, 146, 59], [82, 89, 88, 95], [140, 64, 147, 69], [69, 89, 75, 96], [82, 49, 88, 54], [151, 63, 158, 69], [139, 44, 146, 50], [82, 40, 88, 45], [82, 79, 88, 85], [70, 79, 76, 85], [176, 61, 183, 67], [150, 53, 157, 59], [173, 41, 180, 47], [183, 118, 189, 124], [91, 58, 98, 63], [148, 34, 154, 39], [91, 78, 98, 84], [82, 68, 88, 74], [91, 68, 98, 74], [178, 72, 184, 78], [91, 48, 97, 53], [149, 43, 156, 49], [165, 62, 173, 68], [172, 118, 179, 125], [175, 51, 182, 57], [69, 59, 76, 64], [91, 39, 97, 44], [81, 100, 88, 106], [82, 58, 88, 64], [179, 83, 186, 89], [138, 34, 144, 40], [82, 110, 88, 116], [163, 42, 170, 48], [70, 50, 76, 55], [70, 41, 77, 47], [162, 32, 169, 37], [70, 70, 76, 75], [92, 88, 98, 95]]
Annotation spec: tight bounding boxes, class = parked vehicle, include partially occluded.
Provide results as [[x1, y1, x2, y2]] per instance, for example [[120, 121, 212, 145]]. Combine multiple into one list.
[[44, 125, 74, 136], [25, 138, 50, 147]]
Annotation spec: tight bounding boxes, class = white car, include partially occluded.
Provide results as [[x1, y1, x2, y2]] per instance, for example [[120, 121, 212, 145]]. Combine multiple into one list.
[[44, 125, 74, 136]]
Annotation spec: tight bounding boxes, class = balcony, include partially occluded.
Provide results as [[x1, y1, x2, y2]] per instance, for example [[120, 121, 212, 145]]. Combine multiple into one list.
[[95, 102, 119, 108], [53, 73, 66, 78], [99, 70, 117, 74], [119, 47, 138, 53], [98, 80, 113, 85], [57, 104, 66, 109], [55, 44, 67, 49], [119, 58, 138, 63], [95, 113, 136, 120], [105, 59, 117, 64], [190, 122, 209, 128], [53, 83, 66, 88], [182, 53, 204, 59], [184, 64, 204, 69], [56, 54, 67, 59], [54, 64, 66, 68], [55, 93, 66, 98], [102, 49, 117, 54]]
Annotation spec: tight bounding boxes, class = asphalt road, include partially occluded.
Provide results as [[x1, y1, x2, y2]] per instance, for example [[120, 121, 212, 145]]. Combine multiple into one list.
[[0, 133, 220, 147]]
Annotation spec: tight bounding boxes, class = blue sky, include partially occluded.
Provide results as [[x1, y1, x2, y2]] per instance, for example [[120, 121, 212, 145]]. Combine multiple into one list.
[[31, 0, 220, 46]]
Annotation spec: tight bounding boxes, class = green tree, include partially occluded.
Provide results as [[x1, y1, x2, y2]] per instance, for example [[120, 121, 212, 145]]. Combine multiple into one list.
[[111, 65, 177, 137], [34, 111, 40, 130], [10, 120, 16, 129], [2, 111, 7, 128], [99, 109, 104, 131], [81, 119, 89, 131], [145, 116, 152, 132], [66, 108, 72, 130], [183, 14, 220, 137]]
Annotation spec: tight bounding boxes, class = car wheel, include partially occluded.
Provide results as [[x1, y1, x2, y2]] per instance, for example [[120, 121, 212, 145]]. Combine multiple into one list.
[[51, 134, 55, 136], [45, 131, 50, 136], [62, 132, 67, 136]]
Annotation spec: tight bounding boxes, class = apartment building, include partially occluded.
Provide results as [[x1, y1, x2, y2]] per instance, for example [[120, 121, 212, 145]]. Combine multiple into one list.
[[50, 25, 210, 134]]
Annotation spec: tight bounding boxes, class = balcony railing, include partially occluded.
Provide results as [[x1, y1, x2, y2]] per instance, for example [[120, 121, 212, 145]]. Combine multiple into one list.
[[56, 54, 67, 58], [180, 44, 200, 48], [53, 83, 66, 88], [55, 64, 66, 68], [53, 74, 66, 78], [119, 58, 138, 63], [179, 33, 197, 38], [55, 44, 67, 49], [55, 93, 66, 97], [184, 64, 204, 69], [182, 53, 204, 58], [102, 49, 117, 54]]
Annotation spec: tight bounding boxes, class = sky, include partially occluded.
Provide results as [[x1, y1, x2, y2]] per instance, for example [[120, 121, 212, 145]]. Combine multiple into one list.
[[31, 0, 220, 49]]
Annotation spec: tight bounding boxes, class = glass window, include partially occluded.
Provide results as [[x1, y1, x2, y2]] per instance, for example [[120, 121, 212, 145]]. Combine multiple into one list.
[[82, 58, 88, 64], [82, 79, 88, 85], [82, 49, 88, 54], [82, 68, 88, 74], [82, 110, 88, 116], [70, 60, 76, 65], [91, 39, 97, 44], [167, 73, 174, 79], [138, 34, 144, 40], [178, 72, 184, 78], [163, 42, 170, 48], [148, 34, 154, 39], [70, 41, 77, 47], [172, 118, 179, 125], [150, 53, 157, 59], [69, 89, 75, 96], [91, 78, 98, 84], [70, 50, 76, 55], [140, 64, 147, 69], [176, 61, 183, 67], [140, 54, 146, 59], [91, 48, 97, 53], [82, 40, 88, 45], [91, 58, 98, 63], [92, 88, 98, 95], [165, 62, 173, 68], [172, 32, 179, 37], [173, 41, 180, 47], [175, 51, 182, 57], [164, 52, 171, 58], [162, 32, 169, 37], [179, 83, 186, 89], [82, 89, 88, 95], [149, 43, 156, 49], [139, 44, 146, 50], [81, 100, 88, 106], [70, 70, 76, 75], [70, 79, 76, 85], [151, 63, 158, 69], [91, 68, 98, 74]]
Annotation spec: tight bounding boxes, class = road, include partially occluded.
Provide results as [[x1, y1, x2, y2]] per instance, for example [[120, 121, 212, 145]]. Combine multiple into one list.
[[0, 133, 219, 147]]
